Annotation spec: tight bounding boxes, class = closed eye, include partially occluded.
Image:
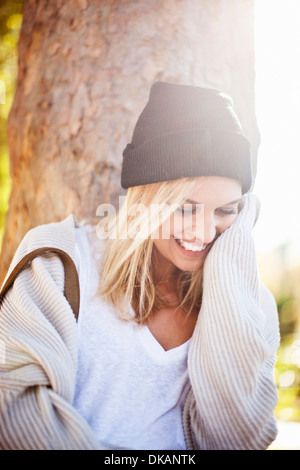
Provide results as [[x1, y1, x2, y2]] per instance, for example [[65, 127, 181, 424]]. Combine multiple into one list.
[[175, 203, 202, 216], [174, 198, 242, 217], [215, 207, 238, 217]]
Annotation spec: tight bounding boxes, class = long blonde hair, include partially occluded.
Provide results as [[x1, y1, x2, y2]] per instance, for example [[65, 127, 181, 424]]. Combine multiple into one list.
[[98, 177, 203, 324]]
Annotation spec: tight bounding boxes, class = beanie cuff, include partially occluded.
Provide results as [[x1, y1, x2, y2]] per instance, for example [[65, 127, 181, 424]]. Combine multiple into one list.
[[121, 129, 252, 194]]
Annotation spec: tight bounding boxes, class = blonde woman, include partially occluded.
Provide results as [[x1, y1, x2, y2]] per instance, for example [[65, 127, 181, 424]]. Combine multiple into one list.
[[0, 82, 279, 450]]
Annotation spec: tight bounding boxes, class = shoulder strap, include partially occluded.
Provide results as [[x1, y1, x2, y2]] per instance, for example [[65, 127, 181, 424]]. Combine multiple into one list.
[[0, 247, 80, 321]]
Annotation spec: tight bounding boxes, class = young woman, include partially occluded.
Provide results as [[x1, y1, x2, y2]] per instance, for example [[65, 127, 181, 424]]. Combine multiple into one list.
[[0, 82, 280, 450]]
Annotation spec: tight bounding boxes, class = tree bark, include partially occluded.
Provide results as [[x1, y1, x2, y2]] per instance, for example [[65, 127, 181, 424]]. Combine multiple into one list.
[[0, 0, 259, 282]]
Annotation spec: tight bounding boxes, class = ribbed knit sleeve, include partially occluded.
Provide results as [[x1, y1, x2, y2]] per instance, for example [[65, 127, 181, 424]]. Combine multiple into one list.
[[183, 194, 280, 450], [0, 215, 101, 450]]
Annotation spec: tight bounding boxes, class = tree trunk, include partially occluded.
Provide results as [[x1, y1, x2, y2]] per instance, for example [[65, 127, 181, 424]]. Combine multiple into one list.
[[0, 0, 259, 282]]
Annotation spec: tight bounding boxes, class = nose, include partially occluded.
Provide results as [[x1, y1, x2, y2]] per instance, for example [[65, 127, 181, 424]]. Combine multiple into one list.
[[191, 212, 217, 245]]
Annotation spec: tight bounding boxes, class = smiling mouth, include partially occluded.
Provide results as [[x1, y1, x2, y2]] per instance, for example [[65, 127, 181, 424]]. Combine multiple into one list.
[[174, 237, 208, 252]]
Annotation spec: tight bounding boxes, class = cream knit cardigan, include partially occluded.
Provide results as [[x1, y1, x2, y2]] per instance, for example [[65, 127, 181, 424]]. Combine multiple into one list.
[[0, 194, 280, 450]]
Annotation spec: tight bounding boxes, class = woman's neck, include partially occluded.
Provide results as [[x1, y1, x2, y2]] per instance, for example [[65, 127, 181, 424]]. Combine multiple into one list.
[[151, 245, 179, 297]]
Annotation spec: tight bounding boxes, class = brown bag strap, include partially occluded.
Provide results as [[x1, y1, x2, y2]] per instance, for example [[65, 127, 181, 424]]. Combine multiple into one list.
[[0, 247, 80, 321]]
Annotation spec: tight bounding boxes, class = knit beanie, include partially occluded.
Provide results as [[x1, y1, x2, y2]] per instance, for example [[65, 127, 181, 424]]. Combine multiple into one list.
[[121, 82, 252, 194]]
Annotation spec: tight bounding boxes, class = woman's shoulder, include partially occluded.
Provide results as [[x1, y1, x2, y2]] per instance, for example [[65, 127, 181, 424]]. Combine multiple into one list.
[[74, 222, 106, 269], [18, 213, 79, 257], [73, 222, 110, 315], [2, 214, 80, 288]]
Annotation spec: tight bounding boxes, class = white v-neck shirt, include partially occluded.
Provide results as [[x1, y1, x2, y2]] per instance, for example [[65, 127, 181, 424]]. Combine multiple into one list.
[[73, 225, 191, 450]]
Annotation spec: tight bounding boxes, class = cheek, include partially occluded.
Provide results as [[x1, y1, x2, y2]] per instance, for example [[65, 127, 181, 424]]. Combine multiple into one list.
[[156, 214, 177, 239], [153, 238, 173, 263], [219, 214, 238, 233], [171, 214, 197, 238]]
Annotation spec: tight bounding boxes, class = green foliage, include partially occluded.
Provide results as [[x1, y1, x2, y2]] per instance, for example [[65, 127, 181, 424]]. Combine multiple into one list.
[[274, 335, 300, 422], [0, 0, 23, 250]]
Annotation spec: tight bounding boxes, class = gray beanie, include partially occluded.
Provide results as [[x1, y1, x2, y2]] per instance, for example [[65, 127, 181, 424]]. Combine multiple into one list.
[[121, 82, 252, 194]]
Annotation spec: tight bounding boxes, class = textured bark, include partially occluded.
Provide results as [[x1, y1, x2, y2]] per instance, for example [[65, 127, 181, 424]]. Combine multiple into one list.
[[0, 0, 259, 282]]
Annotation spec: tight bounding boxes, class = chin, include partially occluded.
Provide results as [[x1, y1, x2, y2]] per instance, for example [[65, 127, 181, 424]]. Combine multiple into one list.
[[173, 256, 205, 273]]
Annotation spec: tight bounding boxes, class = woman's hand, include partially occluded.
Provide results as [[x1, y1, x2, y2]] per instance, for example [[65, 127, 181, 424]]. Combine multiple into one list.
[[186, 192, 279, 450]]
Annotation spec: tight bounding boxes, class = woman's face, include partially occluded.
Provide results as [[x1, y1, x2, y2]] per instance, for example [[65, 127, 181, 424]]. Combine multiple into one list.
[[153, 176, 243, 274]]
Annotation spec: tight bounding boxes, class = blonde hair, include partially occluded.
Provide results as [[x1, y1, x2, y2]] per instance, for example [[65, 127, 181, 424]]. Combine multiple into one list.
[[98, 178, 203, 325]]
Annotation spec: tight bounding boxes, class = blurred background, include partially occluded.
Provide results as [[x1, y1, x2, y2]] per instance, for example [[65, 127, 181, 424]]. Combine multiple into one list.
[[0, 0, 299, 450], [253, 0, 300, 449]]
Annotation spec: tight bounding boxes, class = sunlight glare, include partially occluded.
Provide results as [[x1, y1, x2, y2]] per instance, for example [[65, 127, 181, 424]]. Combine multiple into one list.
[[253, 0, 300, 265]]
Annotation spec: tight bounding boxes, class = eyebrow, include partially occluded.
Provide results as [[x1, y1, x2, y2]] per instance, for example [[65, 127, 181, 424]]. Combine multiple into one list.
[[184, 197, 242, 206]]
